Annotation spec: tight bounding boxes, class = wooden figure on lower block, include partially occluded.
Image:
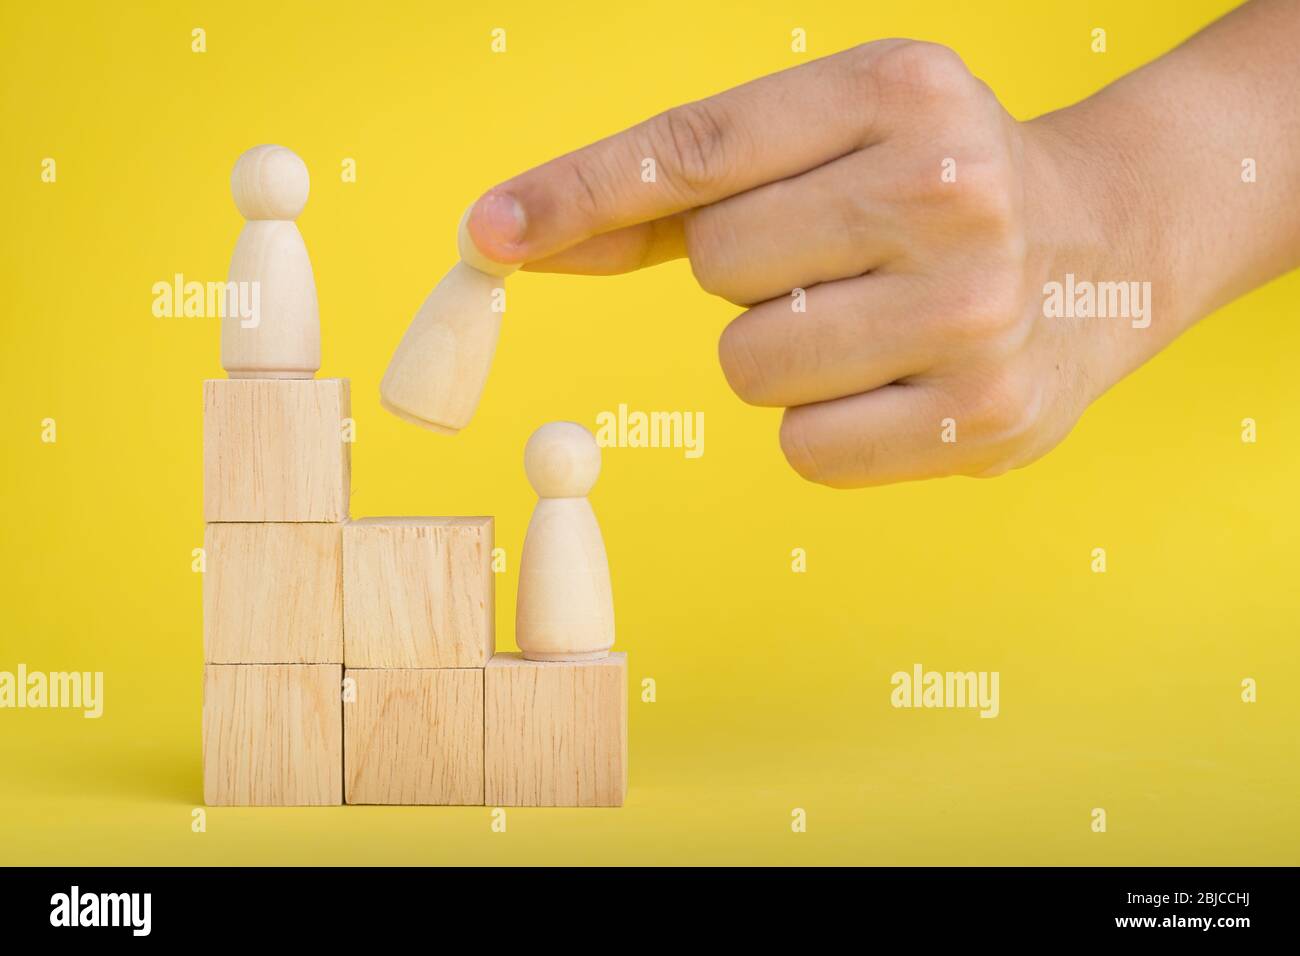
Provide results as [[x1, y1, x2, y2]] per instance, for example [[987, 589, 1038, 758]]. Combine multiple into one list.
[[516, 422, 614, 662], [203, 664, 342, 806], [485, 653, 627, 807]]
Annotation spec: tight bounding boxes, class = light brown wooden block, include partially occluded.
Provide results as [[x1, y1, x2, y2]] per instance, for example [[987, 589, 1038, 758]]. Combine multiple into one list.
[[485, 652, 626, 807], [344, 668, 484, 805], [203, 378, 350, 522], [203, 664, 342, 806], [342, 517, 494, 668], [203, 522, 343, 663]]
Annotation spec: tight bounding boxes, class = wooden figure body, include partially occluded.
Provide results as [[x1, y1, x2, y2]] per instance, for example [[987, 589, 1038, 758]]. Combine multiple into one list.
[[379, 205, 518, 433], [222, 144, 320, 379], [516, 422, 614, 661], [380, 263, 503, 433]]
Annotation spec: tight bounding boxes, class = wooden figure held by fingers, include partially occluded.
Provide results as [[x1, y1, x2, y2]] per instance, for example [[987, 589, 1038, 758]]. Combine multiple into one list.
[[380, 206, 518, 433], [223, 145, 321, 379], [516, 422, 615, 661]]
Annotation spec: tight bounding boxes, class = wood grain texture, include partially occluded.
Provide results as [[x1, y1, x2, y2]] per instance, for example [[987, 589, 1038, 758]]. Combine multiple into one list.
[[203, 378, 350, 522], [344, 668, 484, 805], [230, 144, 309, 221], [203, 664, 342, 806], [516, 499, 614, 661], [379, 263, 504, 433], [223, 145, 319, 378], [223, 221, 320, 379], [203, 522, 343, 663], [485, 652, 626, 807], [342, 517, 494, 668], [516, 423, 614, 662]]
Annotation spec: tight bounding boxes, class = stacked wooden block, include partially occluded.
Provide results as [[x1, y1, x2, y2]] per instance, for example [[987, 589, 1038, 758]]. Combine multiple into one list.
[[201, 379, 626, 807], [202, 378, 350, 806]]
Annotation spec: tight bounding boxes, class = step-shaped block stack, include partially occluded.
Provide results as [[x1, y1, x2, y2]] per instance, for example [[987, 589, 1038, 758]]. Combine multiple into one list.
[[340, 518, 626, 807], [201, 144, 626, 809], [200, 392, 628, 806]]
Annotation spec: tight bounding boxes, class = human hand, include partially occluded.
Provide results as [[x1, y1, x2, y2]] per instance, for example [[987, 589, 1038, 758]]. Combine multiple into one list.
[[463, 25, 1296, 487]]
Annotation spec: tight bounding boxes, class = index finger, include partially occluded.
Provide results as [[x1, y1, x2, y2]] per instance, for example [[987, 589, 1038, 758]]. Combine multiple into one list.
[[465, 40, 905, 267]]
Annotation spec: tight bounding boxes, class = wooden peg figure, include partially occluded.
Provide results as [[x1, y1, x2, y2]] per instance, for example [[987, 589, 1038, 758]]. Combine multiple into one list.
[[222, 145, 321, 378], [516, 422, 615, 661], [380, 205, 518, 433]]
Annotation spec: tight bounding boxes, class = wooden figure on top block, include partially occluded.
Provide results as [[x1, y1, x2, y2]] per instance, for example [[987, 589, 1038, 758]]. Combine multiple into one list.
[[515, 422, 614, 661], [223, 144, 321, 379], [379, 204, 518, 433]]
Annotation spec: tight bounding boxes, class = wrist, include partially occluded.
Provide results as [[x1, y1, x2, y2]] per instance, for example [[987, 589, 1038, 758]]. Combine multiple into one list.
[[1020, 104, 1184, 386]]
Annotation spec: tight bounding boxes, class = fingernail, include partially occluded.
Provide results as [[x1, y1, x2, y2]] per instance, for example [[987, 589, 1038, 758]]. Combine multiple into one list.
[[476, 191, 526, 248]]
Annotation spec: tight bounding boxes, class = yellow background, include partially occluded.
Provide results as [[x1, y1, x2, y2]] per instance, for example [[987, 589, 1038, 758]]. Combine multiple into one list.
[[1, 0, 1295, 865]]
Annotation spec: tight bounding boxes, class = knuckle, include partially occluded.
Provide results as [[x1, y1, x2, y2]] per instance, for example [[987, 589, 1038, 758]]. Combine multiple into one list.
[[962, 372, 1041, 442], [653, 101, 734, 192], [949, 158, 1021, 232], [898, 149, 1021, 240], [717, 321, 772, 405], [562, 153, 612, 224], [778, 410, 826, 485], [686, 249, 728, 300], [940, 274, 1027, 346], [842, 39, 889, 73], [892, 160, 959, 211], [873, 41, 971, 100], [684, 214, 745, 303], [834, 41, 902, 139], [689, 258, 742, 303], [967, 457, 1017, 480], [840, 41, 890, 94], [965, 434, 1043, 479]]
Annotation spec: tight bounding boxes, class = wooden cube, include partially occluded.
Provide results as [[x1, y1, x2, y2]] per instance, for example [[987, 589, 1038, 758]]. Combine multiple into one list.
[[203, 522, 343, 664], [203, 664, 342, 806], [485, 653, 626, 807], [343, 517, 494, 668], [344, 668, 484, 805], [203, 378, 350, 522]]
